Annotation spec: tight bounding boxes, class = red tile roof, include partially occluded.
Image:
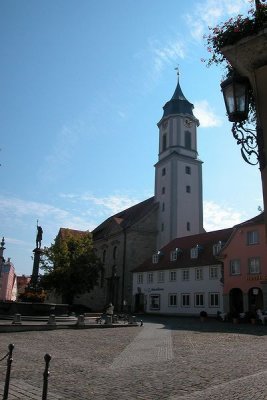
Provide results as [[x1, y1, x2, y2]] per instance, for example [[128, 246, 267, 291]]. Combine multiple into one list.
[[58, 228, 90, 240], [132, 227, 233, 273], [234, 212, 264, 227]]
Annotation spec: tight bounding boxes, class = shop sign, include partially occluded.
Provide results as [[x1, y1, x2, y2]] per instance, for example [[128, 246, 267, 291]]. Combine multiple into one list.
[[247, 275, 267, 281]]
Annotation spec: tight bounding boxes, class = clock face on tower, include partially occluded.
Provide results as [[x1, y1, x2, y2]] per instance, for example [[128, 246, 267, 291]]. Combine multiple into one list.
[[184, 118, 193, 128]]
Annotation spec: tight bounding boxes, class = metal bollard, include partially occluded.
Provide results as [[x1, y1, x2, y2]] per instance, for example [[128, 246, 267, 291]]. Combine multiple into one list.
[[3, 343, 15, 400], [12, 314, 22, 325], [42, 353, 51, 400], [105, 315, 112, 325], [47, 314, 56, 325], [128, 315, 136, 324], [76, 314, 85, 327]]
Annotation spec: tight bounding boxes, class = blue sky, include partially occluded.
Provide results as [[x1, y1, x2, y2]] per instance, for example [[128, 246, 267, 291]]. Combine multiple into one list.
[[0, 0, 263, 276]]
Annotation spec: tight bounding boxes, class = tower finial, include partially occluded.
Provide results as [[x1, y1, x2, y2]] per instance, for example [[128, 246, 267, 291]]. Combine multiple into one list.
[[174, 66, 180, 82]]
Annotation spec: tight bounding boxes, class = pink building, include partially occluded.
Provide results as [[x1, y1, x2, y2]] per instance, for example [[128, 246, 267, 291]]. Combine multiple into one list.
[[0, 258, 17, 301], [221, 213, 267, 314]]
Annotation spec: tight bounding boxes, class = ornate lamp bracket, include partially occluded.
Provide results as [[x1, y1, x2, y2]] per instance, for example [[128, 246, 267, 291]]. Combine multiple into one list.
[[232, 122, 266, 170]]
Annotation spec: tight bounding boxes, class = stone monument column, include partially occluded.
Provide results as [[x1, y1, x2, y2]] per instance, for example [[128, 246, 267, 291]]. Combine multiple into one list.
[[30, 223, 43, 287]]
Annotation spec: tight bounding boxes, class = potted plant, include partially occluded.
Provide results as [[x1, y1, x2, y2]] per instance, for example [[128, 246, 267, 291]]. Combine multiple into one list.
[[231, 310, 240, 324], [248, 310, 257, 325], [200, 310, 208, 322], [203, 2, 267, 68]]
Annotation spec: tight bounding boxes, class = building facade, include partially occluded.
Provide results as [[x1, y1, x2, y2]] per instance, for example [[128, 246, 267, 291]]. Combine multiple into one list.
[[0, 258, 17, 301], [221, 212, 267, 314], [132, 228, 233, 316], [81, 197, 158, 311]]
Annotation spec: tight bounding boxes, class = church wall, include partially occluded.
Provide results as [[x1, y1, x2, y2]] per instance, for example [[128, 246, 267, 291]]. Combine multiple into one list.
[[77, 206, 158, 312]]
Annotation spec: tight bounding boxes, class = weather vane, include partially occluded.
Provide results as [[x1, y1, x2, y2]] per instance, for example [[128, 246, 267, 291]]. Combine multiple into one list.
[[174, 66, 180, 82]]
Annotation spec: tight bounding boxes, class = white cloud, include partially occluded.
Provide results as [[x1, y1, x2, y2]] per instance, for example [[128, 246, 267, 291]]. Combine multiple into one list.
[[4, 237, 29, 246], [0, 196, 68, 219], [194, 100, 222, 128], [0, 195, 92, 238], [61, 192, 142, 216], [186, 0, 249, 41], [148, 38, 186, 76], [204, 200, 244, 231]]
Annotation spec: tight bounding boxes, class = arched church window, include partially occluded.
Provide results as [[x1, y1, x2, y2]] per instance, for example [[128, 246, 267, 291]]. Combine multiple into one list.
[[100, 267, 105, 287], [102, 249, 106, 264], [113, 246, 117, 260], [185, 131, 191, 149]]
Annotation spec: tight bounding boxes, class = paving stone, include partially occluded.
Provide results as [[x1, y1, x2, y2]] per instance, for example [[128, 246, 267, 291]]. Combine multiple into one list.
[[0, 316, 266, 399]]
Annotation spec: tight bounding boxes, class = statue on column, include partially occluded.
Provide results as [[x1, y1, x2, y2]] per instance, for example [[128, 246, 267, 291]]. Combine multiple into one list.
[[30, 221, 43, 287], [36, 224, 43, 249]]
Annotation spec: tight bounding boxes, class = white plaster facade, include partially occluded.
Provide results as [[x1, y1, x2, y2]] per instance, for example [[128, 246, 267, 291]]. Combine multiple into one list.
[[132, 264, 224, 316], [132, 228, 233, 316]]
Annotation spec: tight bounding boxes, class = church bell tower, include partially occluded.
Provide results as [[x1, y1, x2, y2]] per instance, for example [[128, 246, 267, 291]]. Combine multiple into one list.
[[155, 72, 204, 249]]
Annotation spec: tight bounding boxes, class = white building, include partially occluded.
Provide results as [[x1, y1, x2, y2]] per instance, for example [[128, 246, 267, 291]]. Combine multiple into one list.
[[132, 228, 233, 316]]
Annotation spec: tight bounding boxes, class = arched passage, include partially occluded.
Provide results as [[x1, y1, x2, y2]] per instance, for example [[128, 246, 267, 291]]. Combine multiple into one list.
[[248, 287, 263, 310], [229, 288, 244, 313]]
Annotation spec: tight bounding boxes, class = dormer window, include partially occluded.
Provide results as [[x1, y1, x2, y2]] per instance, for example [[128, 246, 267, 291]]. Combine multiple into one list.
[[170, 250, 177, 261], [170, 248, 182, 261], [152, 254, 159, 264], [190, 247, 198, 259], [190, 245, 203, 259], [213, 241, 224, 256]]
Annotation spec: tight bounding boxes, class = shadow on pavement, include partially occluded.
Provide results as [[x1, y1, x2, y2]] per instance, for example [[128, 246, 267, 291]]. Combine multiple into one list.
[[137, 314, 267, 336]]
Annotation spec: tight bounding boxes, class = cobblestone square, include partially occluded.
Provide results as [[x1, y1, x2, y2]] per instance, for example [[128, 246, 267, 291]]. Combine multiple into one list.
[[0, 316, 267, 399]]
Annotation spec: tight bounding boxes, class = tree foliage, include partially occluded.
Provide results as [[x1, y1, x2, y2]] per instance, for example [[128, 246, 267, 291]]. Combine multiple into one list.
[[40, 231, 101, 304]]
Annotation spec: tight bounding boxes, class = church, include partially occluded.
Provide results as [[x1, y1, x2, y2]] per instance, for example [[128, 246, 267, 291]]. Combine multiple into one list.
[[78, 74, 205, 312]]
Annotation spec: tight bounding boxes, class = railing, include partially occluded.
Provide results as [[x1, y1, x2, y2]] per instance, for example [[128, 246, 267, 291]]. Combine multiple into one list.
[[1, 343, 14, 400], [0, 344, 52, 400]]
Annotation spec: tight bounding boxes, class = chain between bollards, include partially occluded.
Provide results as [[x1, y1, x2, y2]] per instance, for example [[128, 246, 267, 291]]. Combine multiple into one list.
[[42, 353, 51, 400], [3, 343, 14, 400]]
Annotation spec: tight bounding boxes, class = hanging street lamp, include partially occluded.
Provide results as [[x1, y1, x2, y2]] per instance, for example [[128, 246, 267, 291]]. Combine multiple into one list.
[[220, 71, 250, 123], [220, 70, 264, 168]]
